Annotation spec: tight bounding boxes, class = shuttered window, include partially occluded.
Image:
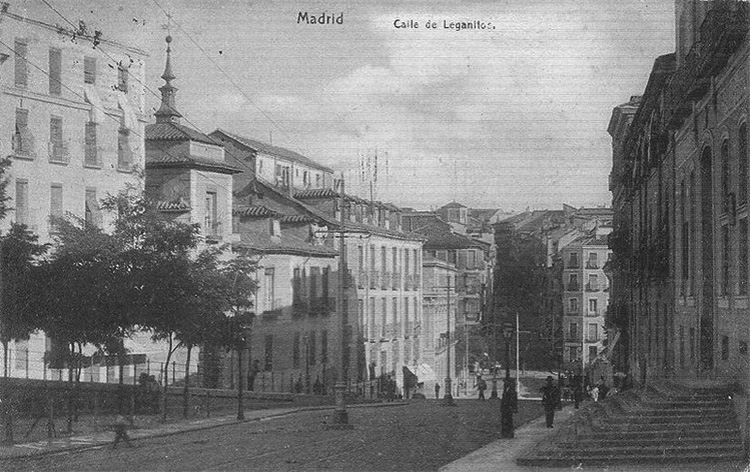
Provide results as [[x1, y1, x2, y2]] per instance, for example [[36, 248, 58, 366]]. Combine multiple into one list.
[[49, 116, 64, 162], [15, 179, 28, 225], [14, 39, 27, 87], [50, 184, 63, 231], [13, 108, 32, 156], [84, 56, 96, 84], [84, 122, 98, 166], [49, 48, 62, 95], [117, 128, 132, 169]]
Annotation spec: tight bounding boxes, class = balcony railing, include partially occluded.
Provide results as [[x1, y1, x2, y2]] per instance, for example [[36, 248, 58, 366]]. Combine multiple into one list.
[[586, 261, 599, 269], [587, 309, 600, 317], [370, 270, 380, 289], [382, 272, 391, 290], [392, 272, 401, 290], [357, 270, 367, 289], [586, 283, 599, 292], [262, 298, 283, 317], [567, 261, 580, 269], [567, 284, 580, 292]]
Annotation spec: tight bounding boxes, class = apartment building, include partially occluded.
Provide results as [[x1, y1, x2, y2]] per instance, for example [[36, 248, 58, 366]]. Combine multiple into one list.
[[0, 10, 148, 380], [421, 256, 457, 396], [560, 233, 611, 373]]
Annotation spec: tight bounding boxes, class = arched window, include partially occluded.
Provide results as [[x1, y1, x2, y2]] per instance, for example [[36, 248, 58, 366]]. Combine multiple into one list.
[[721, 139, 730, 213], [740, 123, 748, 205]]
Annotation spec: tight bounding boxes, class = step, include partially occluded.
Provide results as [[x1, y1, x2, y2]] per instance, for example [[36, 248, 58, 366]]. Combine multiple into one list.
[[602, 414, 735, 424], [517, 451, 745, 468], [576, 427, 741, 441], [559, 436, 742, 449]]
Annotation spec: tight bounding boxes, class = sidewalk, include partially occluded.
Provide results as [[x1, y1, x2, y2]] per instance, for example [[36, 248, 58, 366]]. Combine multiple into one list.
[[440, 405, 576, 472], [0, 402, 406, 461]]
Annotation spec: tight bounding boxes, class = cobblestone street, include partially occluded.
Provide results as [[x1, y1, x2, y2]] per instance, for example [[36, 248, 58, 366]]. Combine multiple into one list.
[[5, 399, 542, 471]]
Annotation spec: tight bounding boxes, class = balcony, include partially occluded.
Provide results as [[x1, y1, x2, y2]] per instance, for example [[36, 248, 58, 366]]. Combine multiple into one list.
[[586, 283, 599, 292], [370, 270, 380, 290], [392, 272, 401, 290], [357, 270, 367, 289], [382, 272, 392, 290], [586, 336, 600, 343], [587, 309, 600, 317], [567, 284, 580, 292], [567, 261, 580, 269], [585, 261, 599, 269], [404, 274, 413, 291], [262, 298, 283, 318]]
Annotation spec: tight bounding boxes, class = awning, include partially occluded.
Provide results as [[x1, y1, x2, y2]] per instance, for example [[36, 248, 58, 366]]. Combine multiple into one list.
[[415, 363, 436, 384]]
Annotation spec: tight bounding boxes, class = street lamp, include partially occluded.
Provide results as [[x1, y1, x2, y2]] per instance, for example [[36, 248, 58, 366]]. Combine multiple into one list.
[[503, 322, 514, 380]]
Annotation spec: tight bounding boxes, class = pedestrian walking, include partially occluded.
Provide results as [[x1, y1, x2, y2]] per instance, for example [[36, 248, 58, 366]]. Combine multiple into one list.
[[476, 376, 487, 400], [434, 382, 441, 399], [500, 378, 518, 438], [540, 376, 561, 428], [112, 414, 134, 449]]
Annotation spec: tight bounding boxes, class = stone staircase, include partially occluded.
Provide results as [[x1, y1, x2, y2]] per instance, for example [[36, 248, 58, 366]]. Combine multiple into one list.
[[517, 381, 746, 467]]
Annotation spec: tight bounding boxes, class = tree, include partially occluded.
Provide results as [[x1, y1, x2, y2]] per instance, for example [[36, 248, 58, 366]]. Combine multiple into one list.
[[0, 224, 47, 377]]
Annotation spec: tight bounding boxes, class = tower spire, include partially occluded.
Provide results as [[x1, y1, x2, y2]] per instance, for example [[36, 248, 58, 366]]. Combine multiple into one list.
[[155, 35, 182, 124]]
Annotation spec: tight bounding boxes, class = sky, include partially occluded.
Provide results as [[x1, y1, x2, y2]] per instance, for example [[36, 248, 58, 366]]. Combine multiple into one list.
[[15, 0, 675, 212]]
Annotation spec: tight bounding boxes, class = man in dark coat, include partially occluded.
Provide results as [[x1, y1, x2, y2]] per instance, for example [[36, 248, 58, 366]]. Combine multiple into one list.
[[501, 379, 518, 438], [540, 376, 561, 428]]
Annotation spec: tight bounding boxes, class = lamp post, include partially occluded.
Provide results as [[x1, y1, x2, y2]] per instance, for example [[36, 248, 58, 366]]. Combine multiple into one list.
[[503, 322, 514, 380], [442, 277, 456, 406]]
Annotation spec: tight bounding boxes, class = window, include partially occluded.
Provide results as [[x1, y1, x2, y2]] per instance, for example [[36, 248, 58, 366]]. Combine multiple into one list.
[[681, 180, 688, 296], [392, 297, 398, 327], [15, 179, 28, 225], [293, 268, 302, 306], [742, 219, 749, 295], [467, 250, 477, 269], [740, 123, 748, 205], [381, 297, 387, 337], [689, 327, 695, 362], [14, 39, 28, 87], [587, 274, 598, 291], [117, 63, 128, 92], [321, 330, 328, 364], [308, 331, 316, 365], [84, 188, 100, 227], [414, 297, 418, 324], [722, 140, 730, 213], [293, 332, 301, 368], [588, 298, 597, 315], [316, 174, 321, 187], [568, 252, 579, 268], [49, 116, 64, 162], [118, 128, 132, 169], [381, 246, 387, 274], [569, 298, 578, 313], [392, 247, 398, 274], [689, 171, 696, 296], [568, 274, 578, 291], [358, 299, 365, 336], [263, 268, 275, 310], [205, 191, 218, 238], [722, 336, 729, 361], [84, 56, 96, 84], [310, 267, 320, 301], [13, 108, 32, 156], [369, 297, 375, 340], [679, 325, 685, 369], [569, 323, 578, 340], [84, 122, 98, 166], [588, 323, 598, 342], [588, 346, 598, 359], [322, 267, 330, 299], [587, 252, 598, 268], [49, 48, 62, 95], [722, 225, 730, 296], [50, 184, 63, 231], [404, 297, 409, 334], [264, 335, 273, 371], [569, 346, 578, 363]]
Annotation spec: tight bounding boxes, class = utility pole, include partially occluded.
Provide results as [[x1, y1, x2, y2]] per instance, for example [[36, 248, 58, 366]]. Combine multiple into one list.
[[329, 174, 353, 429]]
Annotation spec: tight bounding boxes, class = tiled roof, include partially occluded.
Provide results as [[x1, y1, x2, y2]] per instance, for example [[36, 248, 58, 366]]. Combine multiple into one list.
[[146, 122, 221, 146], [233, 205, 280, 218], [233, 230, 337, 257], [281, 215, 315, 224], [294, 188, 369, 205], [147, 152, 242, 174], [212, 129, 334, 173], [154, 200, 191, 212]]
